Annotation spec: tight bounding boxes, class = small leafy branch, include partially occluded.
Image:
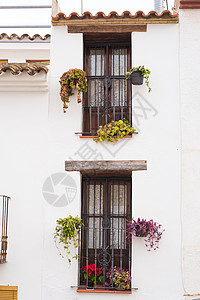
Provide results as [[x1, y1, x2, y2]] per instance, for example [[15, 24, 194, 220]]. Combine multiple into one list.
[[59, 68, 87, 112], [94, 118, 136, 143], [83, 263, 104, 284], [54, 215, 84, 263], [105, 266, 131, 290], [126, 218, 164, 251], [125, 65, 151, 93]]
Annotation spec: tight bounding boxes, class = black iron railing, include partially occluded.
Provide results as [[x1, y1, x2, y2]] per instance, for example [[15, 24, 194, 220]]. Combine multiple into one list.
[[79, 177, 132, 290], [83, 43, 131, 135], [0, 195, 10, 264]]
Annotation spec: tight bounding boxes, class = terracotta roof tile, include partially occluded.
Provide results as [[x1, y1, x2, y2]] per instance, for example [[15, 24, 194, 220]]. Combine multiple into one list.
[[0, 63, 49, 76], [0, 33, 51, 41], [52, 10, 178, 22]]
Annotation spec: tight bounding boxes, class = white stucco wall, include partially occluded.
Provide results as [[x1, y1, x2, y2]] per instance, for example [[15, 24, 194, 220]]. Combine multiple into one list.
[[42, 23, 182, 300], [0, 72, 49, 300], [180, 9, 200, 298], [0, 9, 184, 300]]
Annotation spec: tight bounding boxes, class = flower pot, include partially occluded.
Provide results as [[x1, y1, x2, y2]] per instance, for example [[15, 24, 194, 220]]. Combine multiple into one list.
[[135, 230, 147, 237], [130, 71, 143, 85], [87, 280, 94, 289]]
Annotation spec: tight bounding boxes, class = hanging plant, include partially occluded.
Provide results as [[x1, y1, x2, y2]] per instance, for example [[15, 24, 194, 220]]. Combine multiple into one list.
[[59, 68, 87, 112], [54, 215, 84, 263], [125, 65, 151, 93], [126, 218, 164, 251], [94, 118, 136, 143]]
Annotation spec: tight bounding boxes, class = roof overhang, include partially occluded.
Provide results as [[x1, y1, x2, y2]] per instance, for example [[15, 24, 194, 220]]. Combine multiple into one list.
[[52, 10, 179, 31]]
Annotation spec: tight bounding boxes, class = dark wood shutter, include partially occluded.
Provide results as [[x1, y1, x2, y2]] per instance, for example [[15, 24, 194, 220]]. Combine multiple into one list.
[[83, 34, 131, 135], [80, 176, 132, 287]]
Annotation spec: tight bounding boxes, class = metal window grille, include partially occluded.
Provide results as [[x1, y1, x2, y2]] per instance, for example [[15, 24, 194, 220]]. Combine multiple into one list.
[[0, 195, 10, 264], [83, 41, 132, 135], [79, 177, 132, 289]]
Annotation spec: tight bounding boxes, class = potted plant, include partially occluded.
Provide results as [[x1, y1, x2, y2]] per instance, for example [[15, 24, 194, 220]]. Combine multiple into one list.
[[83, 263, 103, 289], [105, 266, 131, 290], [125, 65, 151, 93], [54, 215, 84, 263], [126, 218, 164, 251], [94, 118, 136, 143], [59, 68, 87, 112]]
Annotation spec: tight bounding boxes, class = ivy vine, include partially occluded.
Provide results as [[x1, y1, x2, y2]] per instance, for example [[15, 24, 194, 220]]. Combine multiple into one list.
[[54, 215, 84, 263], [59, 68, 87, 112]]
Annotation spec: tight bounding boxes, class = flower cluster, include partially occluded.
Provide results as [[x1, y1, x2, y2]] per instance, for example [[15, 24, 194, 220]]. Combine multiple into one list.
[[94, 118, 136, 143], [59, 68, 87, 112], [105, 266, 131, 290], [126, 218, 164, 251], [83, 263, 103, 284]]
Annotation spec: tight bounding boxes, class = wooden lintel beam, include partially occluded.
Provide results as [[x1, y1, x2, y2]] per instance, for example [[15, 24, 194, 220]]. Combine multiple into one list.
[[52, 18, 179, 26], [68, 24, 147, 33], [65, 160, 147, 172]]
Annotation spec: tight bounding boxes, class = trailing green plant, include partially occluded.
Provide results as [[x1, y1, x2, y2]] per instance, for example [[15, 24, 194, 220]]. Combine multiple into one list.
[[125, 65, 151, 93], [59, 68, 87, 112], [94, 118, 136, 143], [54, 215, 84, 263], [105, 266, 131, 290]]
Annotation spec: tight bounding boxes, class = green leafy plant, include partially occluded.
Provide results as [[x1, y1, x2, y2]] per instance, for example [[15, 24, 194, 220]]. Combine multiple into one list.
[[54, 215, 84, 263], [125, 65, 151, 93], [94, 118, 136, 143], [59, 68, 87, 112], [105, 266, 131, 290]]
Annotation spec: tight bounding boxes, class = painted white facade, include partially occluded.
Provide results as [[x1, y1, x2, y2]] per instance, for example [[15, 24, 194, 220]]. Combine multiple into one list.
[[180, 9, 200, 298], [0, 2, 199, 300]]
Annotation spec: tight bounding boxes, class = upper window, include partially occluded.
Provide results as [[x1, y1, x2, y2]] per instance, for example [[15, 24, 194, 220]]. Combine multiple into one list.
[[83, 34, 131, 136], [80, 175, 132, 290]]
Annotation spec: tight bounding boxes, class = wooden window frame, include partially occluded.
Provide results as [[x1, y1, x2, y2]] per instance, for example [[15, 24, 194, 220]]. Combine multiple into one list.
[[82, 33, 132, 136], [79, 174, 132, 290]]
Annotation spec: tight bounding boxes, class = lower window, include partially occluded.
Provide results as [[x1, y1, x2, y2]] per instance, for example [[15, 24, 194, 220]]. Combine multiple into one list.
[[80, 175, 132, 290]]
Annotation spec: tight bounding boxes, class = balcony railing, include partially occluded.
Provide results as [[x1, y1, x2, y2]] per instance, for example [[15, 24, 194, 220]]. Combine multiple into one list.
[[78, 226, 132, 291], [0, 195, 10, 264]]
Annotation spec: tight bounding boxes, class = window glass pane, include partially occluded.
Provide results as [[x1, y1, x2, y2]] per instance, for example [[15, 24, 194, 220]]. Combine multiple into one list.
[[110, 183, 127, 215], [89, 49, 104, 76], [111, 48, 127, 76], [110, 218, 126, 249], [88, 79, 104, 107], [88, 183, 104, 215], [111, 79, 127, 106], [88, 218, 103, 249]]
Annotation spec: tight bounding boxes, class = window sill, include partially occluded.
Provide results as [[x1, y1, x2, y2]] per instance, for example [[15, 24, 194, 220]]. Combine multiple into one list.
[[77, 288, 132, 294], [79, 135, 133, 139]]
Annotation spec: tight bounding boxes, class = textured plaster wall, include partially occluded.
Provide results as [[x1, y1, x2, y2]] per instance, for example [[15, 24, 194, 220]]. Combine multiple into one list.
[[42, 24, 183, 300], [0, 13, 184, 300], [180, 9, 200, 297]]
